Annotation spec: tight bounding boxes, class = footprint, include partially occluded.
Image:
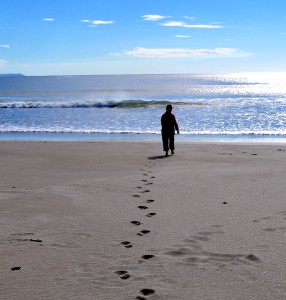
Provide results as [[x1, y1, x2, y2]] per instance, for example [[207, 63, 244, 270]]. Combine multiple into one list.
[[165, 248, 192, 257], [146, 213, 156, 217], [9, 235, 43, 243], [263, 228, 276, 232], [138, 206, 148, 210], [145, 182, 153, 185], [133, 195, 141, 198], [260, 216, 272, 220], [29, 239, 42, 243], [141, 254, 154, 260], [141, 190, 150, 193], [146, 199, 155, 203], [245, 254, 260, 262], [136, 289, 155, 298], [121, 241, 132, 248], [150, 176, 156, 179], [131, 221, 141, 226], [137, 230, 151, 236], [136, 186, 143, 189], [141, 180, 148, 182], [114, 270, 130, 280], [263, 227, 286, 232]]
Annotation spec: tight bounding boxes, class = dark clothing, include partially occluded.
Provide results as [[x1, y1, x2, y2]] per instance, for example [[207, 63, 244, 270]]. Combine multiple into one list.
[[161, 112, 179, 133], [162, 130, 175, 152], [161, 112, 179, 152]]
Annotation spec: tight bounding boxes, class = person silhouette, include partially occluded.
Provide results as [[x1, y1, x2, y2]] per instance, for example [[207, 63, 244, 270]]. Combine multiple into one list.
[[161, 104, 179, 156]]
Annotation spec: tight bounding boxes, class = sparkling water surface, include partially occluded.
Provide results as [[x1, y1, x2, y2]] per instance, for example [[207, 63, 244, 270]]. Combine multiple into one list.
[[0, 73, 286, 141]]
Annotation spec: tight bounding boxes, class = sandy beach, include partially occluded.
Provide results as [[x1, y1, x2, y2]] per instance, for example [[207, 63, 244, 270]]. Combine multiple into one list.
[[1, 141, 286, 299]]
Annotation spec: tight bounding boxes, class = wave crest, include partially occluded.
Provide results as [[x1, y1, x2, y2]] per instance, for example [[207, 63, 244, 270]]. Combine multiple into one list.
[[0, 99, 202, 109]]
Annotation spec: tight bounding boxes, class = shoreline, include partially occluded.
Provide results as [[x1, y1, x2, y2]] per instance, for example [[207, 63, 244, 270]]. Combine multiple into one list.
[[1, 132, 286, 144], [1, 141, 286, 299]]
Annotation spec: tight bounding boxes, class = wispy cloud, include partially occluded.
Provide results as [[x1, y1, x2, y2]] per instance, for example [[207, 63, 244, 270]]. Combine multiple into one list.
[[183, 16, 197, 20], [123, 47, 237, 58], [160, 21, 223, 29], [0, 44, 10, 48], [210, 21, 222, 25], [175, 35, 191, 38], [0, 59, 8, 65], [42, 18, 55, 22], [81, 19, 114, 26], [142, 15, 170, 21]]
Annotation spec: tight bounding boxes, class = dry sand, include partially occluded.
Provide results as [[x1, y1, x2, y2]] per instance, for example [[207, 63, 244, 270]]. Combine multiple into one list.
[[1, 141, 286, 299]]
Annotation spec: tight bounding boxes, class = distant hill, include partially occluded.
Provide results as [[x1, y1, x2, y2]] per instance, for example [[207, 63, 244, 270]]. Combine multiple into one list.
[[0, 73, 25, 77]]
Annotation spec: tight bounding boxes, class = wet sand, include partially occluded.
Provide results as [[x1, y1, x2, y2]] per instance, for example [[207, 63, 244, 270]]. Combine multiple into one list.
[[1, 141, 286, 299]]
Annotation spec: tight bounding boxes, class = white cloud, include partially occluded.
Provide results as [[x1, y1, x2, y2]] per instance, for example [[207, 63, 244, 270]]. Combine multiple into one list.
[[0, 44, 10, 48], [123, 47, 237, 58], [42, 18, 55, 22], [160, 21, 223, 29], [142, 14, 169, 21], [91, 20, 114, 25], [175, 35, 191, 38], [81, 19, 114, 26]]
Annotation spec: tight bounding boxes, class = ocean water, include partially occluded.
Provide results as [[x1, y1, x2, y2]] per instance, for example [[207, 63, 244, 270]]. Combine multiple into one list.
[[0, 73, 286, 142]]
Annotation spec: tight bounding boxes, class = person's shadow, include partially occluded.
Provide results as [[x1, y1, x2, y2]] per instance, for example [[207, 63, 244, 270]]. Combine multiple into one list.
[[148, 155, 169, 160]]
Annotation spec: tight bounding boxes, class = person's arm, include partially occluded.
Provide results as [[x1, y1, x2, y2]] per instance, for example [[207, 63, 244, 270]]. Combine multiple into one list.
[[173, 115, 179, 134]]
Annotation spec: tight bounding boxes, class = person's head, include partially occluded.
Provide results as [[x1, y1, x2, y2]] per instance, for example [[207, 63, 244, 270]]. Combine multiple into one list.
[[166, 104, 173, 112]]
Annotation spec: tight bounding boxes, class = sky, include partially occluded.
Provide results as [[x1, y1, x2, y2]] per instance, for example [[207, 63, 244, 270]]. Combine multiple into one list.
[[0, 0, 286, 75]]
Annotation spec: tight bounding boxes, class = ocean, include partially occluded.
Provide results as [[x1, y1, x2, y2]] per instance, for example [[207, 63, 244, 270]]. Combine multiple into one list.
[[0, 73, 286, 142]]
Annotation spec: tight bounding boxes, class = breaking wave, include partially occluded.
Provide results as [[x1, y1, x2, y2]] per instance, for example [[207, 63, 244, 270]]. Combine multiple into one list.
[[0, 99, 203, 109]]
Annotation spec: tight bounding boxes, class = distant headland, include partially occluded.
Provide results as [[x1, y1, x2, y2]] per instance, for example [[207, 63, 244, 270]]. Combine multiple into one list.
[[0, 73, 25, 77]]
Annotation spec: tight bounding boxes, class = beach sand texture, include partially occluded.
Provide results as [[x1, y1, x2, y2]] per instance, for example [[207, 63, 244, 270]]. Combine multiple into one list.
[[1, 141, 286, 299]]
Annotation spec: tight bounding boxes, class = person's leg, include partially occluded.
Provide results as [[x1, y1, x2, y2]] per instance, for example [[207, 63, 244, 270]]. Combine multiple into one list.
[[169, 133, 175, 154], [162, 131, 169, 155]]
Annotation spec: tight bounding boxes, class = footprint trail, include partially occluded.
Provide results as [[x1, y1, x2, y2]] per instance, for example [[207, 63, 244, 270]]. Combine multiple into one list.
[[116, 159, 158, 298]]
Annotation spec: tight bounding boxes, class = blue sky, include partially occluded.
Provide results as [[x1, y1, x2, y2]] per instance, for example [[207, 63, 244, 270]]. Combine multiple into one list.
[[0, 0, 286, 75]]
